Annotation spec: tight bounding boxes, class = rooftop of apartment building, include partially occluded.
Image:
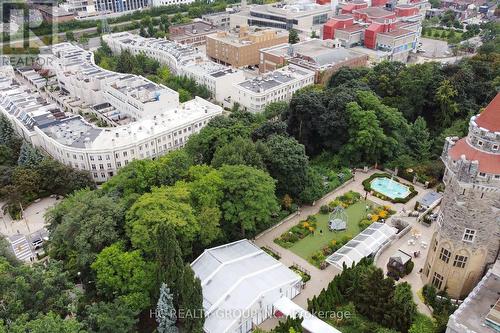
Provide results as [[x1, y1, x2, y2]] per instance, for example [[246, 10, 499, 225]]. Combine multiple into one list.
[[169, 20, 219, 39], [0, 73, 220, 150], [249, 0, 332, 17], [183, 60, 239, 77], [447, 261, 500, 333], [262, 39, 366, 69], [353, 6, 396, 19], [40, 97, 220, 149], [104, 32, 205, 67], [238, 65, 313, 93], [207, 25, 288, 47], [43, 42, 177, 106]]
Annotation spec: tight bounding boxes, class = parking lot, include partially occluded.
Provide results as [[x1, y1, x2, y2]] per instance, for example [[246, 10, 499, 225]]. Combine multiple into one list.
[[419, 37, 451, 58]]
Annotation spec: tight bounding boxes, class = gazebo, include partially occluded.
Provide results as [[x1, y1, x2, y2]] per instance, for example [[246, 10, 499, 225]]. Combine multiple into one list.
[[328, 206, 347, 231]]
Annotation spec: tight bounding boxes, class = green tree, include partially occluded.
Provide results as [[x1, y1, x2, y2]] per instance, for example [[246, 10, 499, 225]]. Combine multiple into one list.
[[156, 283, 178, 333], [46, 190, 125, 277], [251, 120, 288, 141], [341, 102, 387, 165], [0, 114, 17, 146], [83, 299, 139, 333], [263, 101, 288, 120], [178, 265, 204, 333], [219, 165, 279, 238], [116, 50, 136, 73], [126, 183, 199, 256], [408, 313, 436, 333], [154, 222, 185, 306], [9, 312, 84, 333], [91, 242, 154, 312], [0, 259, 74, 324], [211, 136, 264, 169], [408, 117, 431, 161], [391, 282, 417, 332], [259, 135, 309, 198], [17, 142, 43, 167], [289, 29, 300, 44], [435, 80, 459, 128]]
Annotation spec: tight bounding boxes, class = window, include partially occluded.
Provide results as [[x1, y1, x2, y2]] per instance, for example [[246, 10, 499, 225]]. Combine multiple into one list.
[[433, 239, 438, 252], [478, 140, 483, 146], [432, 272, 443, 289], [90, 156, 94, 161], [493, 144, 499, 151], [479, 172, 486, 177], [463, 229, 475, 242], [439, 248, 451, 263], [453, 255, 468, 268]]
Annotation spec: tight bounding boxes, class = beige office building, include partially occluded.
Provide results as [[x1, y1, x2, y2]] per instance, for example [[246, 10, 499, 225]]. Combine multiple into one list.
[[206, 26, 288, 68]]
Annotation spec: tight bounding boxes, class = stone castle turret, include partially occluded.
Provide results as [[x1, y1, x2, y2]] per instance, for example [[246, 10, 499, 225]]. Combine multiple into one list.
[[422, 93, 500, 299]]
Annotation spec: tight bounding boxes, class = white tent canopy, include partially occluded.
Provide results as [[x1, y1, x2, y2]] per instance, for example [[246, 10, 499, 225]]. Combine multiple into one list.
[[326, 222, 397, 270], [191, 240, 302, 333], [273, 297, 342, 333]]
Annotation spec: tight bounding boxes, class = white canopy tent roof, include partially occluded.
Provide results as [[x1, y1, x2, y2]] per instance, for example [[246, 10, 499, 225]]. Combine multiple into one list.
[[326, 222, 397, 270], [273, 297, 342, 333], [191, 239, 302, 333]]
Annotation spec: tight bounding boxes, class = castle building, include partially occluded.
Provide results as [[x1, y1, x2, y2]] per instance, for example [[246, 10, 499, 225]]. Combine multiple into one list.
[[422, 93, 500, 299]]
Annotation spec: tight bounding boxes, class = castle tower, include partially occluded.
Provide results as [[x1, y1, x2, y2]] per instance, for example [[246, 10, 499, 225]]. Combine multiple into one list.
[[422, 93, 500, 299]]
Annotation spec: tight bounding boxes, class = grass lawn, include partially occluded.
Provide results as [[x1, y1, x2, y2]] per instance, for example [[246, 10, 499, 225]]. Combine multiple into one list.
[[422, 28, 463, 42], [289, 200, 372, 260]]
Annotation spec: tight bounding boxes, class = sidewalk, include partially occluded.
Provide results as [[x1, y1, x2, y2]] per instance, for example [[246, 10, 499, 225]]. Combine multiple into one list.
[[254, 169, 436, 330]]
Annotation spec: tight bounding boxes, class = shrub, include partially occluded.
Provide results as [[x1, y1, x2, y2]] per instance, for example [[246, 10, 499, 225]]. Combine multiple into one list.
[[359, 219, 372, 230], [405, 260, 414, 275], [320, 205, 330, 214]]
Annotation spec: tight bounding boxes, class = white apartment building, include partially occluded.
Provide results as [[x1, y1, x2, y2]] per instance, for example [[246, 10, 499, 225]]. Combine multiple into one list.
[[102, 32, 246, 105], [151, 0, 195, 7], [103, 32, 206, 75], [0, 43, 222, 183], [181, 63, 246, 108], [233, 64, 315, 113]]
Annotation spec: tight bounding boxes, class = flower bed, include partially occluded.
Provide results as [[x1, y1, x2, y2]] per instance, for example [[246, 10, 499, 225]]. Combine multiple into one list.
[[261, 246, 281, 260], [309, 235, 353, 268], [289, 265, 311, 283], [274, 215, 318, 249], [359, 204, 396, 231], [362, 173, 418, 204]]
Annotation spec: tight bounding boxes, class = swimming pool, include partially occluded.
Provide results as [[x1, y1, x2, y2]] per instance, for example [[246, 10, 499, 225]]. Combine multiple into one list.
[[370, 177, 410, 200]]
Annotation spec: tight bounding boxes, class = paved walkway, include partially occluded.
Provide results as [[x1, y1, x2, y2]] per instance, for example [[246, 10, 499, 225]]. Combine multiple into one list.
[[375, 213, 438, 316], [253, 169, 436, 330]]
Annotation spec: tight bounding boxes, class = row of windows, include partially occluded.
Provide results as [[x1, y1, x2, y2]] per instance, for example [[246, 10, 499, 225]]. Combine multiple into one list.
[[437, 247, 469, 268]]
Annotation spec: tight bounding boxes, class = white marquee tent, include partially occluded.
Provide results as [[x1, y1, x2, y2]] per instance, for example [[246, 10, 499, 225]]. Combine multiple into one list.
[[326, 222, 397, 270]]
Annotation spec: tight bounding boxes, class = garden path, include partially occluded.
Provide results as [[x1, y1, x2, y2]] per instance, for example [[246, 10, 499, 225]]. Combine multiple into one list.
[[254, 169, 436, 330]]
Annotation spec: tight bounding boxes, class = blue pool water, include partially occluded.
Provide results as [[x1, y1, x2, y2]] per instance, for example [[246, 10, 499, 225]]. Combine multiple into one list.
[[370, 177, 410, 199]]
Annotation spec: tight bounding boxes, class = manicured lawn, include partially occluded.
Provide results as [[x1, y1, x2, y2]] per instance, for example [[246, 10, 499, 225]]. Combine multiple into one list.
[[289, 200, 372, 260]]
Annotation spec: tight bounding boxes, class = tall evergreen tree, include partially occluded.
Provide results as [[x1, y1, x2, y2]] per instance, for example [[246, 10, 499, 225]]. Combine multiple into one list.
[[155, 222, 185, 306], [17, 142, 43, 167], [156, 283, 178, 333], [0, 114, 16, 146], [178, 265, 204, 333]]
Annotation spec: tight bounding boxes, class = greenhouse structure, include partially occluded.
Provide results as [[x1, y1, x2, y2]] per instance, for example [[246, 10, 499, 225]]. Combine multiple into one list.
[[326, 222, 398, 270]]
